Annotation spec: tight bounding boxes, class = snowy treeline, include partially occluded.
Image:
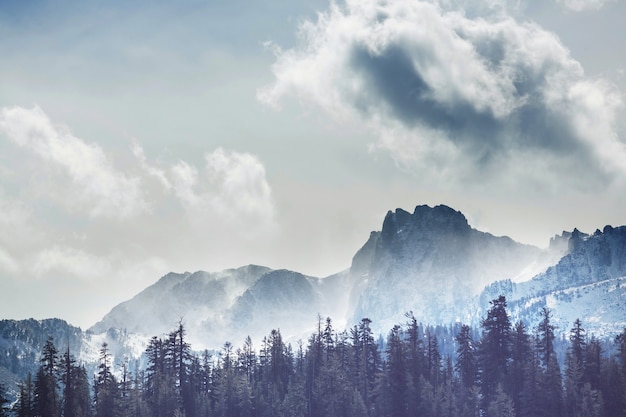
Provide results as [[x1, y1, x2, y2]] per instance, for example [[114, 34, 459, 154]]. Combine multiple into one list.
[[3, 296, 626, 417]]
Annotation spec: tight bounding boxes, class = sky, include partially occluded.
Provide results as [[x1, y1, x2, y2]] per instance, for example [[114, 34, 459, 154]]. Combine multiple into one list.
[[0, 0, 625, 329]]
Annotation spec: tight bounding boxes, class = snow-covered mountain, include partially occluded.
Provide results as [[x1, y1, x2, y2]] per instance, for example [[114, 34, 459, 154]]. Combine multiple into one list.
[[89, 264, 358, 348], [89, 204, 626, 347], [3, 203, 626, 390], [479, 225, 626, 338], [348, 205, 543, 332], [0, 318, 147, 399], [90, 264, 273, 347]]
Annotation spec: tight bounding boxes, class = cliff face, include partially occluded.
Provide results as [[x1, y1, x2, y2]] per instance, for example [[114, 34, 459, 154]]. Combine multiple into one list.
[[350, 205, 541, 331]]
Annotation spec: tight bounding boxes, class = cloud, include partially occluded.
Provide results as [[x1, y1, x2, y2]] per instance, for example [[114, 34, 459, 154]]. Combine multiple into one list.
[[0, 107, 276, 228], [0, 248, 20, 274], [30, 245, 113, 280], [205, 148, 274, 220], [0, 107, 277, 326], [169, 147, 275, 230], [131, 141, 172, 191], [0, 106, 147, 218], [556, 0, 614, 11], [259, 0, 625, 187]]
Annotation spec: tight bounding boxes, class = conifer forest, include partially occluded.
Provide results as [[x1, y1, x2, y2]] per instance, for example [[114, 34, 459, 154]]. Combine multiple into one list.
[[3, 296, 626, 417]]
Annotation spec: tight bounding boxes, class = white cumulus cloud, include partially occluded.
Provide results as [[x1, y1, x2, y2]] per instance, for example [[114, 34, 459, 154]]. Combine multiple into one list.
[[168, 148, 275, 228], [0, 106, 147, 218], [259, 0, 626, 186], [205, 148, 274, 220]]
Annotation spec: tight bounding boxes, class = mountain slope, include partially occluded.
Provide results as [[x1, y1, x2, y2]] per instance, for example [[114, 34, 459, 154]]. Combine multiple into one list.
[[90, 265, 272, 346], [3, 203, 626, 397], [350, 205, 543, 332], [89, 204, 626, 348], [480, 225, 626, 336]]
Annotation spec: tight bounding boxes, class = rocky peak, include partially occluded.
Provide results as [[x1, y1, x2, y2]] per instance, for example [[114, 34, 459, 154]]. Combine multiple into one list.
[[568, 228, 589, 253], [380, 204, 470, 250], [549, 230, 572, 250]]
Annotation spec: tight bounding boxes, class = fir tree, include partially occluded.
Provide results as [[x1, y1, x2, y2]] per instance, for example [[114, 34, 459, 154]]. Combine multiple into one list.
[[455, 324, 477, 390], [479, 295, 512, 404], [486, 385, 516, 417], [94, 343, 119, 417], [385, 325, 407, 417], [13, 373, 35, 417], [0, 383, 10, 417], [536, 308, 562, 417], [404, 312, 423, 417], [616, 327, 626, 377], [565, 319, 587, 417], [584, 337, 603, 390], [34, 338, 61, 417], [600, 356, 623, 417], [509, 321, 531, 413]]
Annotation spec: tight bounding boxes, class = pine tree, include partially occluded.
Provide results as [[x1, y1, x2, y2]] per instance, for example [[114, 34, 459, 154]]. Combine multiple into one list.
[[600, 356, 623, 417], [479, 295, 512, 404], [268, 329, 291, 401], [215, 341, 237, 417], [386, 325, 407, 417], [404, 312, 423, 417], [58, 346, 85, 417], [348, 318, 379, 413], [94, 343, 119, 417], [536, 307, 556, 368], [508, 321, 531, 413], [617, 327, 626, 377], [281, 372, 307, 417], [578, 383, 603, 417], [425, 331, 441, 388], [323, 317, 335, 361], [0, 383, 10, 417], [569, 319, 587, 367], [565, 319, 587, 417], [486, 385, 516, 417], [517, 336, 544, 417], [57, 346, 92, 417], [167, 323, 194, 416], [536, 308, 562, 417], [239, 336, 256, 385], [456, 324, 477, 390], [73, 366, 93, 417], [35, 337, 61, 417], [439, 356, 458, 417], [584, 337, 603, 390], [565, 350, 584, 416], [305, 319, 324, 417], [13, 373, 35, 417]]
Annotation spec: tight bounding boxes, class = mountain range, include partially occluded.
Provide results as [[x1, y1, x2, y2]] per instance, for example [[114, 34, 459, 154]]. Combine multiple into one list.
[[2, 203, 626, 390]]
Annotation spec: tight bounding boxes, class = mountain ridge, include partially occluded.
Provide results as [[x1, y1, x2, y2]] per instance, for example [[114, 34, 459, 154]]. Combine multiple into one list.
[[2, 203, 625, 391], [89, 203, 626, 347]]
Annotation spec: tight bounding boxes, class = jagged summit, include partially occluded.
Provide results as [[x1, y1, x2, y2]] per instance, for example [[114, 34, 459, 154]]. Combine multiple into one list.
[[381, 204, 469, 243], [352, 204, 541, 332]]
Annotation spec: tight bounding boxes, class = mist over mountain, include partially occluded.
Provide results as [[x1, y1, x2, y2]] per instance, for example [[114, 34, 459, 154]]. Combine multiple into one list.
[[88, 204, 626, 348], [349, 205, 543, 332], [2, 203, 626, 391]]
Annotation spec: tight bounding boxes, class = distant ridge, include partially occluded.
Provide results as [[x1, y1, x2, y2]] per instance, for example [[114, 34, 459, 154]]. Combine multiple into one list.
[[90, 204, 626, 347]]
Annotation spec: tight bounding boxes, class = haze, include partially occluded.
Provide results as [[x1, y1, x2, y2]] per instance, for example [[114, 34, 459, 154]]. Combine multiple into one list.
[[0, 0, 625, 328]]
